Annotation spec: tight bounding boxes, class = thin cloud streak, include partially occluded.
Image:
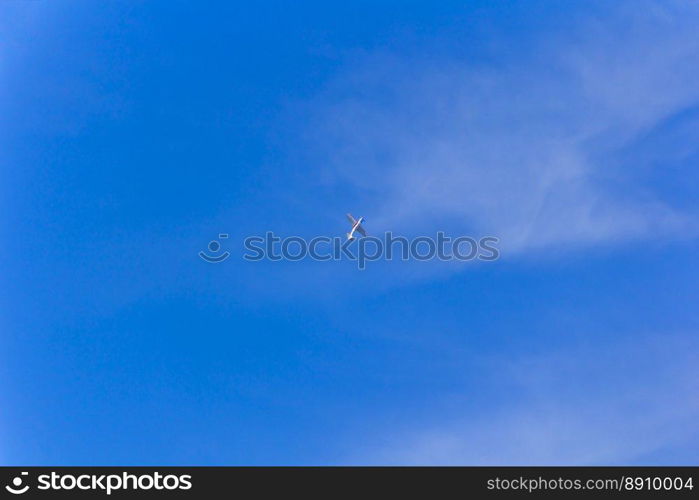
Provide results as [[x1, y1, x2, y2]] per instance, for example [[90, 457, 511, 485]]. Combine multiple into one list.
[[350, 333, 699, 465], [303, 2, 699, 255]]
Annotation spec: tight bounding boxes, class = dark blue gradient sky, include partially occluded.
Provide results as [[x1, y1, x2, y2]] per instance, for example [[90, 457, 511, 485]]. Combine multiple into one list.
[[2, 1, 698, 464]]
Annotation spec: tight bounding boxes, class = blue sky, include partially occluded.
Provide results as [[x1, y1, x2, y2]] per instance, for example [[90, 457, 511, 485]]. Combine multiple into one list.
[[1, 1, 698, 465]]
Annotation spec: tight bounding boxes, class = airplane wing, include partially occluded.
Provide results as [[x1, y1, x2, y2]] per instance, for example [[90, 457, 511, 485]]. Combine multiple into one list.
[[346, 213, 357, 225], [355, 224, 367, 237]]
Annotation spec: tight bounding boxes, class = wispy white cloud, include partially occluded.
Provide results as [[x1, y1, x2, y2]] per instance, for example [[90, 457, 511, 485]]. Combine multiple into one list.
[[303, 1, 699, 254], [351, 333, 699, 465]]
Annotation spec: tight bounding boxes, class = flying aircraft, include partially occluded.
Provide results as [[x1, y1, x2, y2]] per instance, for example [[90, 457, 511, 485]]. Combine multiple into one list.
[[346, 213, 367, 240]]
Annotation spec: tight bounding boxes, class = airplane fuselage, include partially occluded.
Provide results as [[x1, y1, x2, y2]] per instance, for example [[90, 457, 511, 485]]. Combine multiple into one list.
[[347, 217, 365, 240]]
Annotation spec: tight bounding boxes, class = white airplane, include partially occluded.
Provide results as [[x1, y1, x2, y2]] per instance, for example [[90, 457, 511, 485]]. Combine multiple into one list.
[[346, 213, 367, 240]]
